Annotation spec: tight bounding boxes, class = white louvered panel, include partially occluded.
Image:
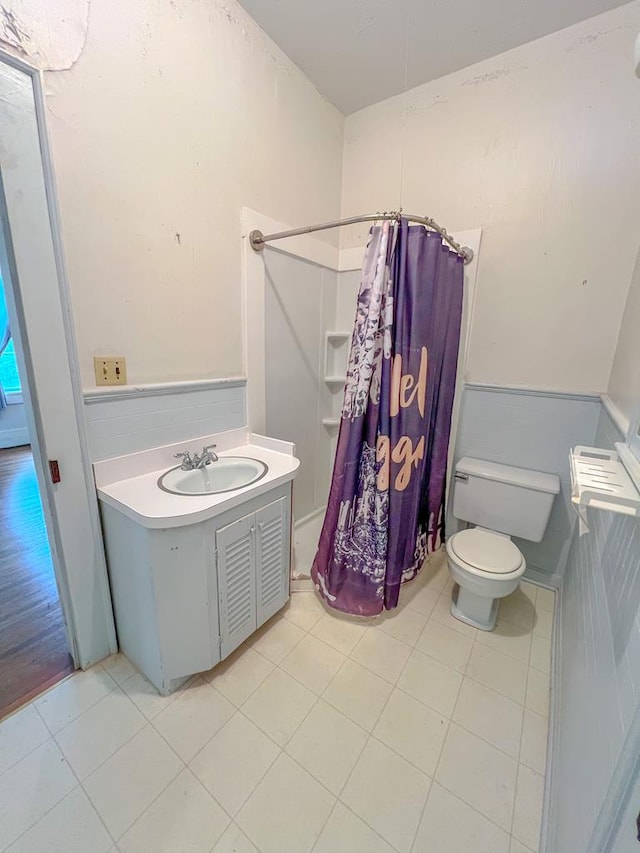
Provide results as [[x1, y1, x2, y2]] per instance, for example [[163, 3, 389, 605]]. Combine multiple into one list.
[[216, 513, 257, 658], [256, 497, 289, 625]]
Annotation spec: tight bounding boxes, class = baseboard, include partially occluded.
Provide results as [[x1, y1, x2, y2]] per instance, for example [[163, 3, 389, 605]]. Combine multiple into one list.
[[540, 577, 562, 853], [294, 505, 326, 528], [291, 578, 315, 592], [524, 565, 562, 590], [0, 427, 29, 448]]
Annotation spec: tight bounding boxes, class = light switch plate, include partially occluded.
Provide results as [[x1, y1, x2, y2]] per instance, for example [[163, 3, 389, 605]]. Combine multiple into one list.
[[93, 356, 127, 386]]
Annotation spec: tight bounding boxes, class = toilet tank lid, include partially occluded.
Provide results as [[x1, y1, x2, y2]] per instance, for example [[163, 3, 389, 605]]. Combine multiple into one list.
[[456, 457, 560, 495]]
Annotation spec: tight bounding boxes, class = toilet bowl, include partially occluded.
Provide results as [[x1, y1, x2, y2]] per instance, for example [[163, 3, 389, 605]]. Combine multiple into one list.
[[446, 457, 559, 632], [446, 527, 526, 630]]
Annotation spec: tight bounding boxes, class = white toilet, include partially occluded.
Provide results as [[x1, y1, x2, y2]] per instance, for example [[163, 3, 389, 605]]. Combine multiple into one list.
[[446, 457, 560, 631]]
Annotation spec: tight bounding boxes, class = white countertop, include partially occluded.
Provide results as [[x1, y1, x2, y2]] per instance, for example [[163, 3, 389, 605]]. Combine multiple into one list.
[[96, 433, 300, 529]]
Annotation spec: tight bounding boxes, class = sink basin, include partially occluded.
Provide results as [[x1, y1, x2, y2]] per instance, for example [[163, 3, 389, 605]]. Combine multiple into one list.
[[158, 457, 268, 496]]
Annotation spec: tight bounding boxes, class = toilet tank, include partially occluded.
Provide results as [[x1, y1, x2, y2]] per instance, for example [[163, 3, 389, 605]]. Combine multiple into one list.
[[452, 457, 560, 542]]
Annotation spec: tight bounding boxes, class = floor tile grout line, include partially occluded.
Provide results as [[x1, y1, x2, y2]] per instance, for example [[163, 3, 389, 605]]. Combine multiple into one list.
[[270, 664, 323, 743], [332, 731, 388, 846], [0, 739, 118, 852], [0, 703, 53, 778], [448, 679, 526, 763], [352, 621, 476, 689], [426, 769, 523, 847], [406, 777, 435, 853], [74, 677, 208, 845], [114, 764, 234, 850], [426, 660, 521, 842], [391, 679, 457, 723], [432, 770, 519, 841], [324, 648, 437, 852], [461, 669, 527, 706], [365, 727, 443, 785], [27, 663, 99, 716], [203, 719, 283, 825], [450, 706, 524, 764], [475, 625, 533, 662], [278, 630, 349, 691], [350, 798, 403, 853], [51, 701, 146, 791], [34, 664, 120, 737], [315, 672, 453, 785], [280, 753, 339, 849], [412, 638, 474, 677], [79, 722, 189, 845], [65, 751, 120, 851], [0, 672, 129, 851], [406, 637, 475, 682], [299, 639, 434, 845], [120, 670, 185, 722], [146, 686, 238, 770], [209, 659, 275, 711], [509, 761, 522, 840], [248, 615, 313, 667], [282, 610, 325, 634], [1, 578, 550, 852]]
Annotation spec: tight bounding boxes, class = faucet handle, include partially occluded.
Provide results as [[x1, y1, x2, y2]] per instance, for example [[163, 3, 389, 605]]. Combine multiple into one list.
[[174, 451, 192, 460], [203, 444, 217, 452]]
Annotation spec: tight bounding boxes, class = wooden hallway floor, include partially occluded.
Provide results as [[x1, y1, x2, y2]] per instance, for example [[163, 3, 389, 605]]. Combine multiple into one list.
[[0, 446, 74, 719]]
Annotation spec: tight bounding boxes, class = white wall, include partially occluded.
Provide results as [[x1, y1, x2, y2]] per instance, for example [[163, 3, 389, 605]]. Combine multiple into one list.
[[340, 2, 640, 394], [608, 242, 640, 429], [2, 0, 344, 387]]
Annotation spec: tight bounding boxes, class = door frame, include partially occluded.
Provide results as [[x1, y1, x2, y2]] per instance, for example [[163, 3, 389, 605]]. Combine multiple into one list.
[[0, 49, 116, 669]]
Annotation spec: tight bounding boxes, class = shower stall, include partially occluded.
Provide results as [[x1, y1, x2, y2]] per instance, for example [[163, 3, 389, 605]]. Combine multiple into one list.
[[243, 209, 481, 586], [262, 248, 362, 580]]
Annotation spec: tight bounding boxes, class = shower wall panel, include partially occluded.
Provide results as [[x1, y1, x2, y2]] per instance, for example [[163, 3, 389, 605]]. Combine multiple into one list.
[[264, 249, 337, 520]]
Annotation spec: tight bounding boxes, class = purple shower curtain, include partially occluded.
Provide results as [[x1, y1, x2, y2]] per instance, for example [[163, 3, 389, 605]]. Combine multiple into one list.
[[311, 218, 464, 616]]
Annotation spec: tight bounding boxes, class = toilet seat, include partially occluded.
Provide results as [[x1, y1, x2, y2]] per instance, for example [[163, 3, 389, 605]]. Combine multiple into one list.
[[447, 529, 525, 579]]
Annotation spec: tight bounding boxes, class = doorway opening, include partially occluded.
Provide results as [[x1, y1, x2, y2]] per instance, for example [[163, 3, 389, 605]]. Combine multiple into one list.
[[0, 273, 74, 718], [0, 50, 117, 703]]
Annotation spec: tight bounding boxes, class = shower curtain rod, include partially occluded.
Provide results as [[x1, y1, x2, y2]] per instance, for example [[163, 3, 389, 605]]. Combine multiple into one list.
[[249, 211, 474, 264]]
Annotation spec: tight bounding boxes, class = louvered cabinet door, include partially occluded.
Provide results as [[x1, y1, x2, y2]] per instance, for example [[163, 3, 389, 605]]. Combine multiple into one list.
[[255, 497, 289, 626], [216, 513, 257, 658]]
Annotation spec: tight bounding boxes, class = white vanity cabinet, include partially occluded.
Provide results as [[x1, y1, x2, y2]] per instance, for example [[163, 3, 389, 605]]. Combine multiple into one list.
[[102, 482, 292, 694], [217, 494, 289, 657]]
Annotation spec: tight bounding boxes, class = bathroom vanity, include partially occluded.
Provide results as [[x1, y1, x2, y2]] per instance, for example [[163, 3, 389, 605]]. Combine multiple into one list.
[[95, 430, 299, 694]]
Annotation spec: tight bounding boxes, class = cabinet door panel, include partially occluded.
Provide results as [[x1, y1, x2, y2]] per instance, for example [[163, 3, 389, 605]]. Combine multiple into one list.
[[256, 497, 289, 625], [216, 513, 256, 658]]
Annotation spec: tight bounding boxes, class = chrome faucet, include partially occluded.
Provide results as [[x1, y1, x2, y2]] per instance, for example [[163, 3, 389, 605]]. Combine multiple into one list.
[[194, 444, 218, 468], [174, 444, 218, 471]]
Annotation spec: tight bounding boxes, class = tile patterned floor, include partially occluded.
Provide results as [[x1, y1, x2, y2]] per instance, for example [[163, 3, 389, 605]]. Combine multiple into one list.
[[0, 551, 553, 853]]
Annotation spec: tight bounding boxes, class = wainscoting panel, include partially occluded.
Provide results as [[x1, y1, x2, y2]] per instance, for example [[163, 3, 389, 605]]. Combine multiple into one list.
[[549, 406, 640, 853], [84, 380, 247, 461]]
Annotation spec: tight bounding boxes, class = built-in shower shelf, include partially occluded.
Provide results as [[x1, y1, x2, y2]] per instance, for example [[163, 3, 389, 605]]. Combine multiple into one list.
[[324, 332, 350, 387], [322, 418, 340, 428], [570, 445, 640, 517]]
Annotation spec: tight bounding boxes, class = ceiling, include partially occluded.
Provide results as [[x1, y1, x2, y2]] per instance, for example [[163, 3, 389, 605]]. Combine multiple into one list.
[[238, 0, 631, 114]]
